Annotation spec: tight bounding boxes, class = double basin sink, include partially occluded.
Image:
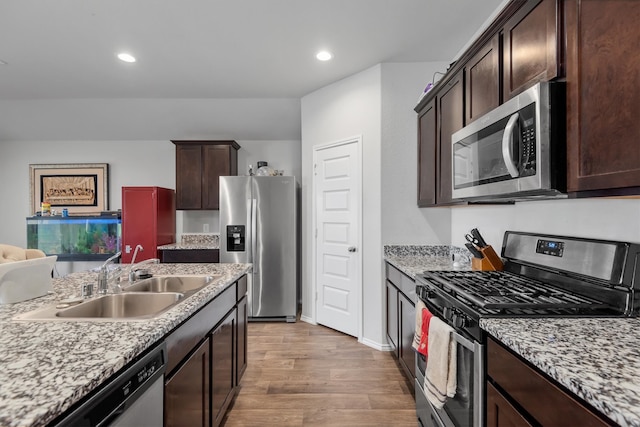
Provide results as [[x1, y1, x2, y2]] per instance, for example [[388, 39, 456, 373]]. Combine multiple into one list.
[[15, 275, 221, 321]]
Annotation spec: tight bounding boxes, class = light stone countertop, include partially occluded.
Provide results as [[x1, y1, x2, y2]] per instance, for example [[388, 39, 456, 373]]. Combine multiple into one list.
[[0, 262, 250, 427], [481, 317, 640, 427]]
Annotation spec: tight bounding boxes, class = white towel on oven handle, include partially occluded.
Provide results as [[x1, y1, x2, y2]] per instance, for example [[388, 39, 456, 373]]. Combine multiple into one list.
[[423, 315, 457, 409]]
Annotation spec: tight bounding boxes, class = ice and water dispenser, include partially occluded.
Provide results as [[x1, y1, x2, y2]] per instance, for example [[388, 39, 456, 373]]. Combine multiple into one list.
[[226, 225, 245, 251]]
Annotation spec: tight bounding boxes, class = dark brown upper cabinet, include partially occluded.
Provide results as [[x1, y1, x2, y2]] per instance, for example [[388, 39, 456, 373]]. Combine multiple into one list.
[[437, 72, 465, 206], [415, 0, 640, 204], [465, 34, 500, 124], [172, 141, 240, 210], [564, 0, 640, 194], [503, 0, 559, 99], [417, 99, 437, 207]]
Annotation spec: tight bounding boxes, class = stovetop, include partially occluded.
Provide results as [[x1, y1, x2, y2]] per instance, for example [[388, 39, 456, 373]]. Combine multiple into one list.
[[418, 270, 616, 317]]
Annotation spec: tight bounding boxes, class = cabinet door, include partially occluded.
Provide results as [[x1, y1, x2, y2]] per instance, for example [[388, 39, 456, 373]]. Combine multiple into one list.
[[203, 145, 231, 210], [236, 295, 248, 384], [565, 0, 640, 193], [173, 141, 240, 210], [417, 99, 437, 207], [438, 73, 465, 205], [211, 309, 235, 427], [398, 291, 415, 379], [503, 0, 559, 99], [486, 382, 533, 427], [165, 338, 210, 427], [175, 145, 204, 210], [385, 281, 399, 355], [465, 34, 500, 124]]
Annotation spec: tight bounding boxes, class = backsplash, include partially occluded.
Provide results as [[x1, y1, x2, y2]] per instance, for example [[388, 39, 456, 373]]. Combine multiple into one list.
[[180, 233, 220, 246], [384, 244, 471, 263]]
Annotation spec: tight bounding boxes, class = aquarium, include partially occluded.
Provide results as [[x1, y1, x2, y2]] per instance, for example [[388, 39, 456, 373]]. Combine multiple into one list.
[[27, 215, 121, 261]]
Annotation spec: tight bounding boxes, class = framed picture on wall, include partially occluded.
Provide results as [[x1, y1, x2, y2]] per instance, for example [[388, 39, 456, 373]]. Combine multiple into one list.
[[29, 163, 109, 215]]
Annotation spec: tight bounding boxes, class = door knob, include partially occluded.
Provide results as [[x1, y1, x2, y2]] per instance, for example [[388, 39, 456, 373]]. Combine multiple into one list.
[[348, 246, 357, 253]]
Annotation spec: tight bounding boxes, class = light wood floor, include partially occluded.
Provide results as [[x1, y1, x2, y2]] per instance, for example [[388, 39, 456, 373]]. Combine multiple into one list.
[[221, 321, 417, 427]]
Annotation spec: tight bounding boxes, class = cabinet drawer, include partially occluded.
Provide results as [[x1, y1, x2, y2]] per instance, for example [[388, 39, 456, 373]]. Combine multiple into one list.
[[385, 263, 415, 299], [487, 338, 612, 427]]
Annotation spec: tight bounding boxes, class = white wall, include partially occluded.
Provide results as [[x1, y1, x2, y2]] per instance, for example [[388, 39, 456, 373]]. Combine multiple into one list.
[[451, 198, 640, 249], [0, 138, 302, 247], [381, 62, 452, 245], [301, 65, 383, 347]]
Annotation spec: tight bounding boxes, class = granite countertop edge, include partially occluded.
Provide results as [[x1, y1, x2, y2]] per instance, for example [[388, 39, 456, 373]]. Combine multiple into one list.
[[0, 262, 251, 427], [481, 318, 640, 427]]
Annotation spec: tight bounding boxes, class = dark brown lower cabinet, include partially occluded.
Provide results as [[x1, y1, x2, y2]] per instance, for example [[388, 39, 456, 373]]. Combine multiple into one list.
[[486, 382, 533, 427], [236, 294, 248, 383], [385, 263, 415, 382], [211, 309, 235, 427], [165, 338, 210, 427], [487, 337, 613, 427], [164, 275, 248, 427], [160, 249, 220, 263], [385, 280, 399, 354], [398, 292, 416, 379]]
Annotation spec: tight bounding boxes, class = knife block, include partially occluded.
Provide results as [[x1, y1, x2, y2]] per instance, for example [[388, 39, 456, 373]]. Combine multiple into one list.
[[471, 245, 504, 271]]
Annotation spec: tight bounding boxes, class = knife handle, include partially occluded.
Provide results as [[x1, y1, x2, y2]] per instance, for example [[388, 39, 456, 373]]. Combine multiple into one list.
[[471, 228, 488, 248], [465, 243, 483, 259]]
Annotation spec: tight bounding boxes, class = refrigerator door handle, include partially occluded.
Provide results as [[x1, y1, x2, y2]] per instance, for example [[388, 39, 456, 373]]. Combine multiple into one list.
[[251, 198, 258, 274]]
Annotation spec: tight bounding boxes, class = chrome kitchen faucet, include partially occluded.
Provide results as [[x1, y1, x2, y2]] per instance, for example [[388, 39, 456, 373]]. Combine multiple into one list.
[[97, 251, 122, 295]]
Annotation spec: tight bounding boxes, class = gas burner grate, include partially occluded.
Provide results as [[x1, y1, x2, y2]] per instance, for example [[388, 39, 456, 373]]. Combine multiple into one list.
[[421, 270, 611, 311]]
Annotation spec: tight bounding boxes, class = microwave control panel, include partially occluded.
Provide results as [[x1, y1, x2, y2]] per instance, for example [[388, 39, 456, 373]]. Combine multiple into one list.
[[519, 102, 537, 175]]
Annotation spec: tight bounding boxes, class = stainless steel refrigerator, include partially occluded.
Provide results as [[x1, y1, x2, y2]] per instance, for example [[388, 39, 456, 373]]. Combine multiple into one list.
[[219, 176, 298, 322]]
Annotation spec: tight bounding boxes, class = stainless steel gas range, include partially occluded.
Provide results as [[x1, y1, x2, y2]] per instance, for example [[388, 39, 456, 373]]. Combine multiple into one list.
[[414, 231, 640, 427]]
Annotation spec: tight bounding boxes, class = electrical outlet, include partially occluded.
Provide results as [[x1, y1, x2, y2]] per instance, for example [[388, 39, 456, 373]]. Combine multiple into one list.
[[203, 223, 210, 233]]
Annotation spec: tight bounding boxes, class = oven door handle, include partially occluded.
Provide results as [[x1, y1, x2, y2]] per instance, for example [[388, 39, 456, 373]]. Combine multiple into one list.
[[451, 330, 475, 352], [502, 112, 520, 178]]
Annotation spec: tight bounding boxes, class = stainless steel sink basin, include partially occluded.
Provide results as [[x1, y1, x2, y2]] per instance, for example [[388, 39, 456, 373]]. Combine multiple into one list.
[[56, 292, 183, 319], [123, 275, 220, 294], [14, 292, 184, 321]]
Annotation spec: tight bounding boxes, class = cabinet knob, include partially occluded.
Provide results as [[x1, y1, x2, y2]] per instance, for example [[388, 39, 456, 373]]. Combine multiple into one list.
[[348, 246, 357, 253]]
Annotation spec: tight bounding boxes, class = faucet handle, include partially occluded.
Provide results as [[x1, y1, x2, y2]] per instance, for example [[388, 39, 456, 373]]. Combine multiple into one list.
[[81, 283, 94, 298]]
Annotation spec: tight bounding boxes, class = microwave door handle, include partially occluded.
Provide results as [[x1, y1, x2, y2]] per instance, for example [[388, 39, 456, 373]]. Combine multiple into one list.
[[502, 112, 520, 178]]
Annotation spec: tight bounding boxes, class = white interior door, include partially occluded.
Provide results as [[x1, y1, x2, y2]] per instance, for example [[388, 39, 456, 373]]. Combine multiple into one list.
[[314, 138, 361, 337]]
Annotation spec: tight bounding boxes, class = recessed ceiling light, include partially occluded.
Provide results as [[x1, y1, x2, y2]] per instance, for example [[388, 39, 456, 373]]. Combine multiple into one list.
[[117, 53, 136, 63], [316, 51, 333, 61]]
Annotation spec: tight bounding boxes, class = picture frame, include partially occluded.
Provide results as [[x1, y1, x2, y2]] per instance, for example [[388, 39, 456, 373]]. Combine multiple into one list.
[[29, 163, 109, 215]]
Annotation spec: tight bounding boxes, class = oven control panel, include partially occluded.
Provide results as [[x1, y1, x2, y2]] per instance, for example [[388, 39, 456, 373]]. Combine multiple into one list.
[[536, 239, 564, 257]]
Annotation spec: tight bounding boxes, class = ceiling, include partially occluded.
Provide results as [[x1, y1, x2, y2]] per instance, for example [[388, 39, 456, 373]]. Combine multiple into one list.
[[0, 0, 506, 140]]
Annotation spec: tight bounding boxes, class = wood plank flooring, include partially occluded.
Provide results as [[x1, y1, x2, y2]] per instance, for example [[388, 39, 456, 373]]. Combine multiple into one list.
[[221, 321, 417, 426]]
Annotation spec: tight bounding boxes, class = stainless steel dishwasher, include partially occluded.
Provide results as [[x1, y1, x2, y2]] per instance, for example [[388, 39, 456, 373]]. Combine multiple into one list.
[[53, 343, 166, 427]]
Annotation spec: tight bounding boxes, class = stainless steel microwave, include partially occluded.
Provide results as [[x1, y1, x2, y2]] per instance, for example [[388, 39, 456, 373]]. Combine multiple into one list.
[[451, 82, 566, 201]]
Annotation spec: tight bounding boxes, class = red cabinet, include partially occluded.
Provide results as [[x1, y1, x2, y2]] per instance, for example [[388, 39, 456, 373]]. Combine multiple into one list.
[[121, 186, 176, 263]]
